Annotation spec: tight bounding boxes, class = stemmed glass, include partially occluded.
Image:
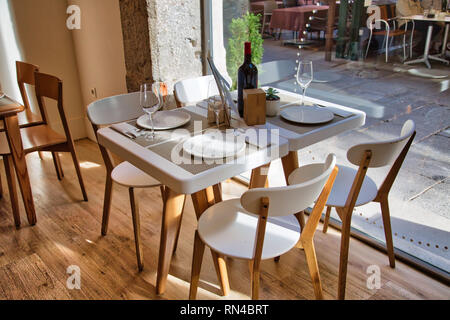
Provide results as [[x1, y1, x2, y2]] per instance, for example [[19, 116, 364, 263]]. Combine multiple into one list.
[[207, 80, 221, 129], [296, 60, 313, 107], [140, 83, 161, 140]]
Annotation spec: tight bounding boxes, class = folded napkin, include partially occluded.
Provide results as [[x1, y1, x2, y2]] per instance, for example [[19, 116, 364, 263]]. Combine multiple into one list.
[[320, 105, 354, 118], [110, 122, 141, 139], [233, 128, 272, 148]]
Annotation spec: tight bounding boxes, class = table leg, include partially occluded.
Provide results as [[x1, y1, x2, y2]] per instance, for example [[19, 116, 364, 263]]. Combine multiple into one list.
[[404, 24, 433, 68], [429, 23, 450, 64], [156, 187, 186, 295], [3, 115, 36, 225], [249, 163, 271, 189]]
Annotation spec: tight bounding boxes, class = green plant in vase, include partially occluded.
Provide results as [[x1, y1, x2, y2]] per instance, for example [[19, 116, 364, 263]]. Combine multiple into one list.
[[265, 88, 280, 117], [226, 12, 264, 89]]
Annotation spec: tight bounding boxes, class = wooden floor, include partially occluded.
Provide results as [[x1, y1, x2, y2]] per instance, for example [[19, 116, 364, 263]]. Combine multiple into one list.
[[0, 139, 448, 300]]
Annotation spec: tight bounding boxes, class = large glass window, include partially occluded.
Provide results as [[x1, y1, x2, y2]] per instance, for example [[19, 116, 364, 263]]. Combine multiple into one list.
[[205, 0, 450, 278]]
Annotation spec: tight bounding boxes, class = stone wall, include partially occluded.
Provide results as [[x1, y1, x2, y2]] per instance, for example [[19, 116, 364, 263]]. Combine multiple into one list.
[[119, 0, 153, 92], [119, 0, 203, 97], [147, 0, 203, 93]]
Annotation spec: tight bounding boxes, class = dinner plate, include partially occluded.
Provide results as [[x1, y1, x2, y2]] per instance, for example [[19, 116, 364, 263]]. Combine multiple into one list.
[[280, 105, 334, 125], [182, 131, 246, 159], [137, 110, 191, 130]]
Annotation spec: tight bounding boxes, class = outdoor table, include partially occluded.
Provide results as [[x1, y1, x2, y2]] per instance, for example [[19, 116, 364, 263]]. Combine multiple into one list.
[[269, 5, 329, 37], [0, 95, 36, 225], [402, 14, 450, 69], [96, 87, 365, 296]]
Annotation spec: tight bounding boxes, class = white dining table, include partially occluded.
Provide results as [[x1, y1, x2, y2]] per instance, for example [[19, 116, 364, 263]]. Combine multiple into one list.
[[402, 14, 450, 68], [96, 87, 366, 296]]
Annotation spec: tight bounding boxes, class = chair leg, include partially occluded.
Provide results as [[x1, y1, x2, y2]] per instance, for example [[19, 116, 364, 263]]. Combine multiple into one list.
[[4, 156, 20, 228], [337, 207, 351, 300], [295, 211, 306, 231], [189, 230, 205, 300], [101, 174, 114, 236], [68, 143, 88, 201], [129, 187, 144, 271], [322, 206, 332, 233], [250, 259, 261, 300], [261, 15, 266, 34], [380, 197, 396, 268], [38, 151, 45, 160], [52, 152, 64, 181], [211, 251, 230, 296], [302, 239, 324, 300], [0, 170, 2, 199]]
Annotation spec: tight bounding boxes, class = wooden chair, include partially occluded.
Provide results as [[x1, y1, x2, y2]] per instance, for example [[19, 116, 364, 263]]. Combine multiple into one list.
[[189, 154, 338, 300], [87, 92, 174, 271], [173, 74, 232, 108], [261, 1, 279, 36], [0, 72, 88, 227], [321, 120, 416, 300], [15, 61, 65, 176], [365, 4, 412, 62]]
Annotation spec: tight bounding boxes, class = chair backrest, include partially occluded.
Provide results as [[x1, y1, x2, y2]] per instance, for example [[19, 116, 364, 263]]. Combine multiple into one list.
[[241, 154, 336, 217], [258, 59, 297, 86], [86, 92, 149, 126], [16, 61, 46, 122], [174, 75, 218, 107], [34, 72, 73, 142], [283, 0, 298, 7], [264, 0, 279, 13], [347, 120, 416, 168]]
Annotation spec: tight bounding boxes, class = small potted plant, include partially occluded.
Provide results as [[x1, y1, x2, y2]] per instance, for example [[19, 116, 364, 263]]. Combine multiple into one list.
[[265, 88, 280, 117]]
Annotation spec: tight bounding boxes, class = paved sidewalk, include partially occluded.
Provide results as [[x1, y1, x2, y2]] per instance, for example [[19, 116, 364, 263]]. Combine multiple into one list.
[[261, 39, 450, 273]]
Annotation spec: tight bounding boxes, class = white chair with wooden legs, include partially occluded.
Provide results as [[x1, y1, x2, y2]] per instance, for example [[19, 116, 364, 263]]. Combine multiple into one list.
[[261, 1, 278, 36], [173, 74, 232, 108], [321, 120, 416, 300], [189, 154, 338, 300], [0, 72, 88, 227], [87, 92, 179, 271]]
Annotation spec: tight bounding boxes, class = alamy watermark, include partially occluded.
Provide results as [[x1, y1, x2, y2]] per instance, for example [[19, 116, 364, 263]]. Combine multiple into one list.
[[366, 265, 381, 290], [66, 265, 81, 290], [66, 5, 81, 30]]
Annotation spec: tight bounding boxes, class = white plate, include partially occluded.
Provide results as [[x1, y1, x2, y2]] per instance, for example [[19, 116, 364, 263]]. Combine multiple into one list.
[[137, 110, 191, 130], [280, 105, 334, 125], [182, 131, 246, 160]]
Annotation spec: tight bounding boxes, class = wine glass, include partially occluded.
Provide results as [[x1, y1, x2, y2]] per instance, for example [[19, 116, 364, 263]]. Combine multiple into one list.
[[296, 60, 313, 107], [140, 83, 160, 140], [207, 80, 221, 129]]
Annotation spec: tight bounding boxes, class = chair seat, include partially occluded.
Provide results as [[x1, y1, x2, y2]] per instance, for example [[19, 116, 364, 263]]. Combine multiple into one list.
[[373, 29, 408, 36], [0, 109, 43, 131], [198, 199, 301, 260], [111, 161, 161, 188], [0, 124, 66, 155], [326, 165, 378, 208]]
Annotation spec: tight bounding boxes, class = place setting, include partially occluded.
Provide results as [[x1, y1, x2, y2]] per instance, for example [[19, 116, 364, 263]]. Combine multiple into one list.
[[111, 82, 194, 147]]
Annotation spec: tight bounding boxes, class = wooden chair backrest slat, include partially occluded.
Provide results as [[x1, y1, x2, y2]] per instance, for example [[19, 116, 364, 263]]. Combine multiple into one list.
[[241, 154, 336, 217]]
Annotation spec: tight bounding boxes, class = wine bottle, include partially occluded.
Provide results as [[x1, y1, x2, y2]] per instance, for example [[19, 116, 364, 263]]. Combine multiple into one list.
[[237, 42, 258, 117]]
